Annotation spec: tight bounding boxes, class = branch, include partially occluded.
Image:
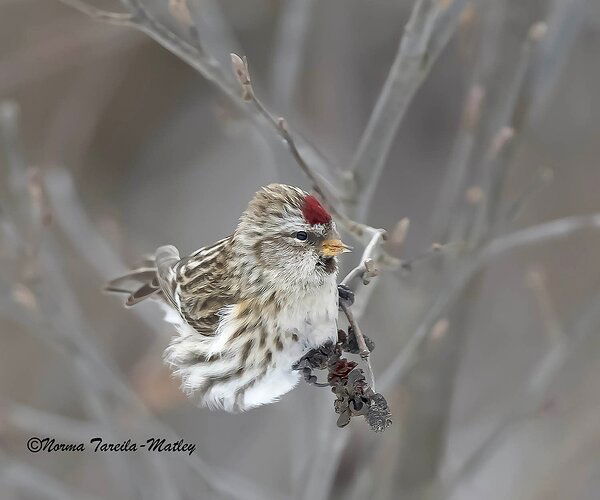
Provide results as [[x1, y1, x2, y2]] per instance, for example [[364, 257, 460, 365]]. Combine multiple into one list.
[[230, 53, 395, 249], [0, 102, 53, 283], [380, 211, 600, 390], [432, 84, 485, 241], [44, 168, 166, 337], [57, 0, 339, 192], [340, 228, 386, 289], [444, 287, 600, 495], [185, 0, 243, 73], [470, 21, 548, 244], [338, 227, 389, 391], [433, 0, 506, 242], [349, 0, 470, 220], [0, 102, 281, 500], [270, 0, 315, 111], [339, 302, 374, 388]]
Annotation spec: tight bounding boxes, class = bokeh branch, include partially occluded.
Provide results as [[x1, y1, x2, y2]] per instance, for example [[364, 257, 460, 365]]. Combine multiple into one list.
[[57, 0, 135, 25], [349, 0, 470, 220], [229, 52, 389, 248], [0, 100, 281, 500], [5, 0, 599, 498], [57, 0, 339, 190]]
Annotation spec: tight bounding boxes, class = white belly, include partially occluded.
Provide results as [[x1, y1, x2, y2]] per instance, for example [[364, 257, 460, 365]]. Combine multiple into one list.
[[243, 279, 339, 409], [162, 277, 339, 411]]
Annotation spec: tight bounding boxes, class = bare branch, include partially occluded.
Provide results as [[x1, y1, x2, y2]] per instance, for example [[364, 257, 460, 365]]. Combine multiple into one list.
[[349, 0, 470, 220], [380, 211, 600, 390], [340, 228, 386, 290], [0, 105, 278, 498], [337, 228, 388, 389], [230, 53, 395, 248], [57, 0, 340, 192], [432, 84, 485, 240], [186, 0, 243, 73], [270, 0, 315, 111], [444, 287, 600, 495], [470, 21, 549, 244], [432, 0, 506, 242]]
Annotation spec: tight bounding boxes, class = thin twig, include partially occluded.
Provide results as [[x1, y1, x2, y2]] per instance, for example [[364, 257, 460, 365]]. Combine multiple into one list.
[[339, 302, 375, 389], [230, 54, 339, 211], [340, 229, 386, 289], [338, 227, 388, 389], [229, 53, 393, 248]]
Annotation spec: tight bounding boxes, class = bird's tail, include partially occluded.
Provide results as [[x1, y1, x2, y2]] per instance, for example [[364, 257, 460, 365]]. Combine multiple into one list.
[[105, 245, 181, 307]]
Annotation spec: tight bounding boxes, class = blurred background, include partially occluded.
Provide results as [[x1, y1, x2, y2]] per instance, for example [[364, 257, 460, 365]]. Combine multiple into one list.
[[1, 0, 600, 499]]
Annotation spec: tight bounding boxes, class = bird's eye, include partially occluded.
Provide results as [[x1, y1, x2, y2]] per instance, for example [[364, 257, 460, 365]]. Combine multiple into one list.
[[295, 231, 308, 241]]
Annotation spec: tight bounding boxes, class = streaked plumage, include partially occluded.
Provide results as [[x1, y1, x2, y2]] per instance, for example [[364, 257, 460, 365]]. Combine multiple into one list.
[[107, 184, 350, 411]]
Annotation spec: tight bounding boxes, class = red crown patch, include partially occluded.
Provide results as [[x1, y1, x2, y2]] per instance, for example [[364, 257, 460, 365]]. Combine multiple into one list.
[[302, 195, 331, 225]]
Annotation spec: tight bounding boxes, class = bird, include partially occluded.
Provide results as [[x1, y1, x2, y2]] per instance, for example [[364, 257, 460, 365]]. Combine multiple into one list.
[[106, 184, 351, 412]]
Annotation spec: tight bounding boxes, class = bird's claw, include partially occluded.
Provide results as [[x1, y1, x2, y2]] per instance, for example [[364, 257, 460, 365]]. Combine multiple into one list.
[[338, 327, 375, 354], [337, 284, 355, 307]]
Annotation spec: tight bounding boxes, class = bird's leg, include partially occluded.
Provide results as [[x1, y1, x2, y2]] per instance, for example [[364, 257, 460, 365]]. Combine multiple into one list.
[[337, 283, 355, 308]]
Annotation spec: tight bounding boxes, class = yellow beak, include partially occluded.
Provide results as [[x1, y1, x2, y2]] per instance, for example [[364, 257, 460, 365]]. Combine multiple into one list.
[[320, 239, 352, 257]]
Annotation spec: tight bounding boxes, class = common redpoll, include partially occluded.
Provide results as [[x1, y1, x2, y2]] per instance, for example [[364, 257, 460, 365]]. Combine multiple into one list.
[[107, 184, 351, 412]]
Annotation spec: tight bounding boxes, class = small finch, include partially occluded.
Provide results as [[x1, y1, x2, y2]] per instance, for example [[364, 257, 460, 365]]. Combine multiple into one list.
[[107, 184, 351, 412]]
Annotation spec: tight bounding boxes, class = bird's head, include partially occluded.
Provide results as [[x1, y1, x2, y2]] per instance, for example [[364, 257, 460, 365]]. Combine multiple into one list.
[[233, 184, 351, 290]]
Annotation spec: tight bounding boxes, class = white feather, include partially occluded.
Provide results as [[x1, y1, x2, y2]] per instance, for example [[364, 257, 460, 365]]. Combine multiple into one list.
[[162, 274, 338, 411]]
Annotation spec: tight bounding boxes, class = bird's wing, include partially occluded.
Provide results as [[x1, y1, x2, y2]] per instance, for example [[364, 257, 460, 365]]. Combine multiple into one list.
[[172, 237, 238, 337]]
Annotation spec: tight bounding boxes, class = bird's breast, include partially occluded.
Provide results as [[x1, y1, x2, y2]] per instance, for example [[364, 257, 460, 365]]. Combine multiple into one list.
[[275, 277, 339, 349]]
